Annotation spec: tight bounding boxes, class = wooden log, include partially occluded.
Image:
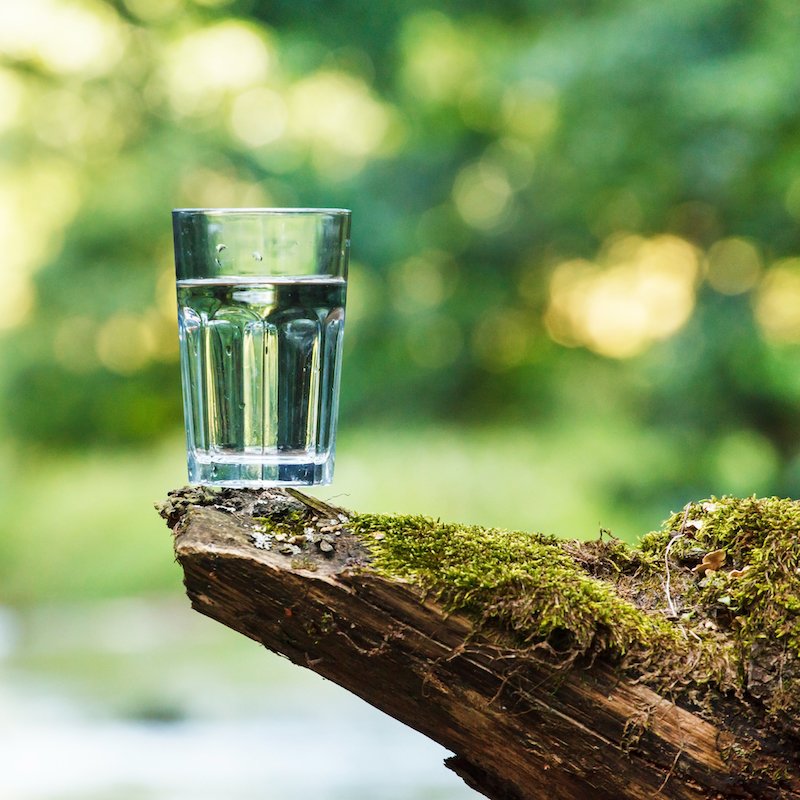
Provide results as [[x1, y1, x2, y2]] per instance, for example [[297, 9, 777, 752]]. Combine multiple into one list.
[[157, 488, 800, 800]]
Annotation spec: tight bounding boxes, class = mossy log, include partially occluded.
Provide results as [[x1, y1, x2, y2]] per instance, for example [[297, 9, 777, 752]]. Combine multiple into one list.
[[158, 488, 800, 800]]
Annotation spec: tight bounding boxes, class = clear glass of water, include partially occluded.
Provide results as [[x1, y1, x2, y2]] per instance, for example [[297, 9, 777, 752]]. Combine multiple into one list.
[[172, 208, 350, 487]]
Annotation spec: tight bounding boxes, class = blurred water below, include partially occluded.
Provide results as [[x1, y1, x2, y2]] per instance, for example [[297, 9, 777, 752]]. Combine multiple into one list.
[[0, 598, 476, 800]]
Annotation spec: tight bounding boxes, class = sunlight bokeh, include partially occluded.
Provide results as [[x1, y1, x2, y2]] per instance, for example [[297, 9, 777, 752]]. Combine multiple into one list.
[[544, 235, 700, 358], [754, 258, 800, 345], [0, 0, 125, 77]]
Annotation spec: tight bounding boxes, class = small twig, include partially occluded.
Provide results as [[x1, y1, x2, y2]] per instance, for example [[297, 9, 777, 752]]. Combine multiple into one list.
[[656, 746, 683, 794], [664, 503, 691, 618], [655, 704, 687, 794], [285, 488, 346, 519]]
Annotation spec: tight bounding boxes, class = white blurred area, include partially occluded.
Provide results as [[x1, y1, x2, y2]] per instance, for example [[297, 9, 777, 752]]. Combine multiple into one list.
[[0, 597, 475, 800]]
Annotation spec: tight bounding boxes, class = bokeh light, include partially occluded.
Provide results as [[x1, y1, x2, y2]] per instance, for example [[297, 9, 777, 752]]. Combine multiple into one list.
[[229, 87, 288, 148], [453, 160, 513, 230], [400, 11, 479, 104], [544, 235, 700, 358], [705, 237, 762, 295], [287, 71, 393, 177], [179, 166, 269, 208], [502, 79, 559, 144], [391, 250, 458, 312], [0, 0, 126, 77], [164, 21, 272, 116], [95, 312, 158, 375], [0, 160, 80, 328], [473, 307, 537, 371], [754, 258, 800, 344], [711, 430, 779, 497], [123, 0, 183, 22]]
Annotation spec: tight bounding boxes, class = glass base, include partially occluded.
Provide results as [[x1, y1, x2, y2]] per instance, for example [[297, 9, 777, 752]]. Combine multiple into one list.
[[187, 452, 334, 487]]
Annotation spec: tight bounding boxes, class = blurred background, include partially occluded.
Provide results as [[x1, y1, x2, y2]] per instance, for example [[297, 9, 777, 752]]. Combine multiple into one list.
[[1, 0, 800, 796]]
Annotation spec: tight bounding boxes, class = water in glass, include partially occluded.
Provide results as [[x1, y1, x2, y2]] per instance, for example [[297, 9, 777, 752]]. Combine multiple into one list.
[[177, 275, 346, 486]]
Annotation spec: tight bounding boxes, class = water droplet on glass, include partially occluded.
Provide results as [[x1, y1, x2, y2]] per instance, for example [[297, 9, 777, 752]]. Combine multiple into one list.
[[215, 243, 227, 267], [253, 251, 263, 261]]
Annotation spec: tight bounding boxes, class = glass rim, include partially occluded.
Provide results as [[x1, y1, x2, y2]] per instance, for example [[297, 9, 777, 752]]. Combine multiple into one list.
[[173, 207, 351, 216]]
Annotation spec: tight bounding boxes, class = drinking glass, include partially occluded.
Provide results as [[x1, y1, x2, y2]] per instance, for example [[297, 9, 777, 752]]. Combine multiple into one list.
[[172, 208, 350, 486]]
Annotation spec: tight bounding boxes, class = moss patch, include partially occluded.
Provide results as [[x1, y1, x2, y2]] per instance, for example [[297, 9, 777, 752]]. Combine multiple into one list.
[[640, 496, 800, 727], [352, 496, 800, 734]]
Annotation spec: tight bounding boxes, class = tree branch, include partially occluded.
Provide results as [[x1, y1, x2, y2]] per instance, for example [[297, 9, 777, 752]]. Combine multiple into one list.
[[158, 488, 800, 800]]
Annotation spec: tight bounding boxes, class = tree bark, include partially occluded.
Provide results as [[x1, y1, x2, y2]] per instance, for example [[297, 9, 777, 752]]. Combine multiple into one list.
[[158, 488, 800, 800]]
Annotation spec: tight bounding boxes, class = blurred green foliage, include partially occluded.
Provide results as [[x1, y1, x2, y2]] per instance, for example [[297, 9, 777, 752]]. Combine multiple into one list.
[[1, 0, 800, 577]]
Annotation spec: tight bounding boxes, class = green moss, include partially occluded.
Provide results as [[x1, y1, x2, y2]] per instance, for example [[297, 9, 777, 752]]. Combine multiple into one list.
[[351, 497, 800, 729], [352, 513, 720, 687], [641, 496, 800, 721]]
